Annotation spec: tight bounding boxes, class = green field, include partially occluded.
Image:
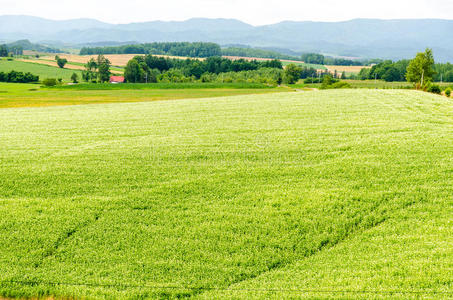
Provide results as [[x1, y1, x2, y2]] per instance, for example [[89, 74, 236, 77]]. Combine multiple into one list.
[[0, 82, 286, 109], [0, 89, 451, 299], [0, 59, 83, 81], [39, 59, 125, 73], [295, 79, 453, 90]]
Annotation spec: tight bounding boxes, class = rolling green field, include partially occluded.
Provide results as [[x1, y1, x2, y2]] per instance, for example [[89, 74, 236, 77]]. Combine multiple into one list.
[[0, 82, 286, 109], [0, 90, 452, 299], [0, 59, 83, 81]]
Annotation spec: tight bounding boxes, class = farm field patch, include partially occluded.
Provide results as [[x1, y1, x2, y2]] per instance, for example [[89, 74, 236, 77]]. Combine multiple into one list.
[[0, 59, 83, 82], [0, 90, 451, 299], [0, 82, 286, 109], [326, 65, 369, 74], [18, 59, 124, 74], [42, 54, 203, 67]]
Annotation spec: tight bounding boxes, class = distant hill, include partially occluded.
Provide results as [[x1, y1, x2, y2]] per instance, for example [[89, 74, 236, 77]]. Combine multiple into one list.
[[2, 16, 453, 61]]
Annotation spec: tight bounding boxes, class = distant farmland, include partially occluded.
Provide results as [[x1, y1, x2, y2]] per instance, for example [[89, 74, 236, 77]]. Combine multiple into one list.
[[0, 59, 82, 81], [42, 54, 204, 67]]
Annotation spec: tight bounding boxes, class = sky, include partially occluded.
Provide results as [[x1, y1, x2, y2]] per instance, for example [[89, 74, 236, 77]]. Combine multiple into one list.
[[1, 0, 453, 25]]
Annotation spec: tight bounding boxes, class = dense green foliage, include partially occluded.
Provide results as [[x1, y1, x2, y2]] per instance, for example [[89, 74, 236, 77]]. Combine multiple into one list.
[[80, 42, 222, 58], [301, 53, 367, 66], [42, 78, 57, 87], [0, 90, 451, 299], [434, 63, 453, 82], [123, 55, 283, 83], [406, 48, 436, 88], [55, 56, 68, 69], [301, 53, 325, 64], [221, 47, 302, 61], [81, 55, 112, 83], [70, 73, 79, 83], [283, 64, 302, 84], [0, 70, 39, 83], [358, 60, 410, 82], [357, 50, 453, 84], [0, 45, 8, 57]]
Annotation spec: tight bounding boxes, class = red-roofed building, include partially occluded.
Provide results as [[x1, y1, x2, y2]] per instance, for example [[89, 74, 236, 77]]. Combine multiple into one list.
[[110, 76, 125, 84]]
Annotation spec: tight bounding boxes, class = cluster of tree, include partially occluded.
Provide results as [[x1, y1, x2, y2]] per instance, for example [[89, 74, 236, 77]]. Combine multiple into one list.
[[356, 49, 453, 83], [358, 60, 410, 82], [123, 55, 283, 83], [221, 47, 303, 61], [434, 63, 453, 82], [0, 44, 22, 56], [157, 68, 285, 85], [81, 55, 111, 83], [301, 53, 325, 65], [0, 70, 39, 83], [80, 42, 221, 58], [0, 45, 8, 57], [301, 53, 366, 66], [55, 56, 68, 68]]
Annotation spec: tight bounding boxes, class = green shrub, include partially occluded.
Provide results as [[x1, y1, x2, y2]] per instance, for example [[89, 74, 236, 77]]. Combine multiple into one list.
[[42, 78, 57, 87], [330, 81, 351, 89], [445, 87, 452, 97], [427, 84, 441, 94]]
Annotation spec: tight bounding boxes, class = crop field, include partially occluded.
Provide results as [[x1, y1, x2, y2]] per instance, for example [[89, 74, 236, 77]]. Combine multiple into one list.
[[42, 54, 204, 67], [326, 65, 368, 74], [17, 59, 124, 74], [0, 59, 83, 81], [0, 82, 285, 109], [0, 89, 451, 299]]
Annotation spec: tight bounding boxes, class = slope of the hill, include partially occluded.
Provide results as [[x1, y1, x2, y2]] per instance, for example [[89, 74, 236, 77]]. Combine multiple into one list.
[[0, 90, 451, 299], [2, 16, 453, 60]]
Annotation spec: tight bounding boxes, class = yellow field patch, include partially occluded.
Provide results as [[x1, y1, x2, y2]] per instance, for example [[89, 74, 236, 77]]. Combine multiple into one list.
[[326, 65, 369, 74]]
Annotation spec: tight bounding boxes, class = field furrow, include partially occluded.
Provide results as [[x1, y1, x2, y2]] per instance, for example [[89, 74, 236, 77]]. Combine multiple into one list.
[[0, 90, 451, 298]]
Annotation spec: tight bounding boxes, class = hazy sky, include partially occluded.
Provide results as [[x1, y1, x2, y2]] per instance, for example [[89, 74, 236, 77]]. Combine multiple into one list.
[[1, 0, 452, 25]]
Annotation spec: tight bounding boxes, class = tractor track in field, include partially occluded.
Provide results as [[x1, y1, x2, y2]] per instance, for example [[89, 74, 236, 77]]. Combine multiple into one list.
[[32, 212, 101, 269], [193, 192, 423, 299]]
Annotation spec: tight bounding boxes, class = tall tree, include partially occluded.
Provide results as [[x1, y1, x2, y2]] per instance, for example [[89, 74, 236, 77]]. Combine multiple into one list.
[[124, 59, 143, 83], [0, 45, 8, 57], [406, 48, 435, 88], [56, 57, 68, 68], [96, 55, 111, 83], [284, 64, 302, 84]]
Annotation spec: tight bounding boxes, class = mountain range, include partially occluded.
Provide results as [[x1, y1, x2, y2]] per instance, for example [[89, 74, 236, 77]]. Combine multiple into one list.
[[2, 15, 453, 61]]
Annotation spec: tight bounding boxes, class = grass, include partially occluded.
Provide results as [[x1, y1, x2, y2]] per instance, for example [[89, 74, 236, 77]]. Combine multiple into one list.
[[293, 79, 453, 90], [0, 59, 83, 82], [0, 82, 287, 109], [0, 89, 451, 299], [49, 82, 274, 90]]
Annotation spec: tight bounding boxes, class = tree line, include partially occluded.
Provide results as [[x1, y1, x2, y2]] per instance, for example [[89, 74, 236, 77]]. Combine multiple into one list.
[[0, 70, 39, 83], [123, 55, 284, 83], [357, 50, 453, 83], [301, 53, 381, 66], [80, 42, 222, 58], [221, 47, 303, 61], [81, 55, 112, 83]]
